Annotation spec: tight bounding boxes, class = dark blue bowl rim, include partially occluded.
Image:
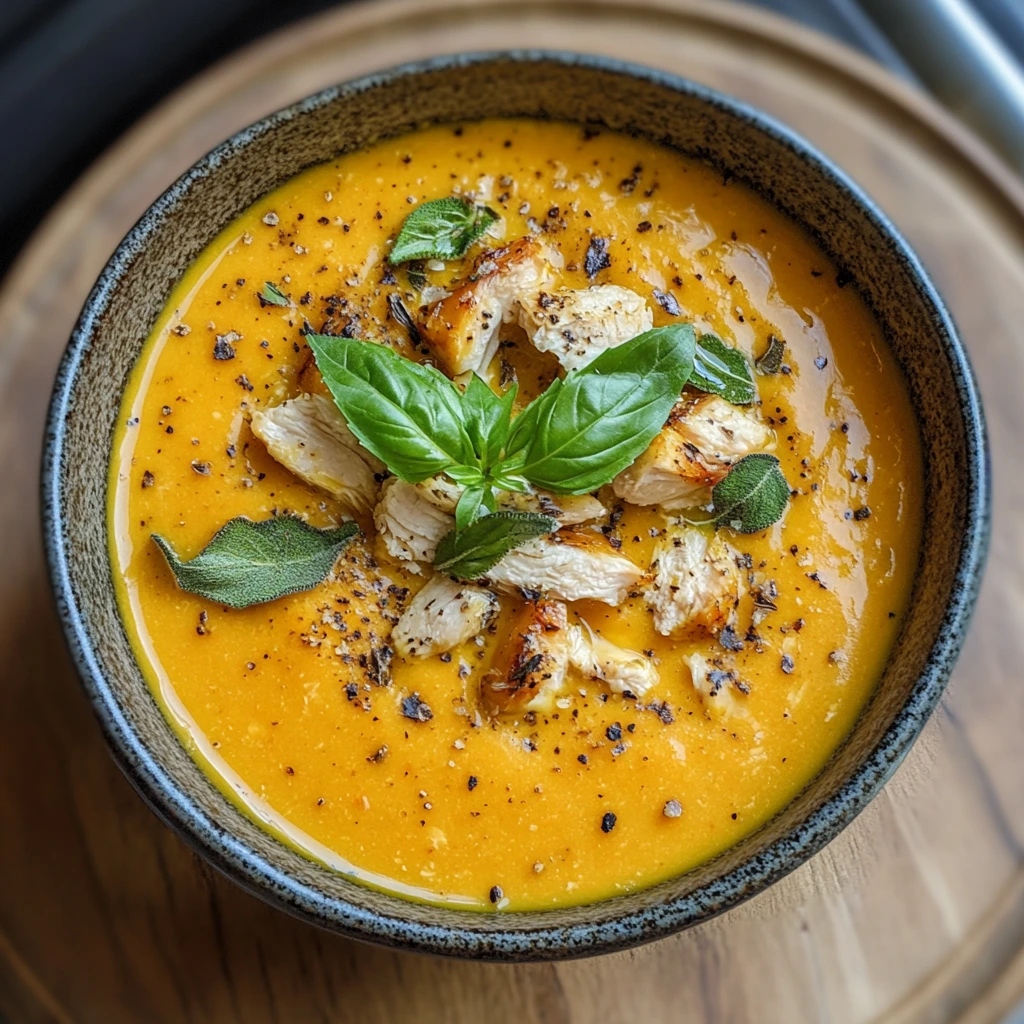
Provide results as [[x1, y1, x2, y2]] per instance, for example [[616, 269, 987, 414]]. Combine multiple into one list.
[[41, 49, 990, 961]]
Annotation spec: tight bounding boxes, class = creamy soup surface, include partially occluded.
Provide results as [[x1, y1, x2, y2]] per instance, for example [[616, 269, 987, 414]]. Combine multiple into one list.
[[111, 119, 922, 911]]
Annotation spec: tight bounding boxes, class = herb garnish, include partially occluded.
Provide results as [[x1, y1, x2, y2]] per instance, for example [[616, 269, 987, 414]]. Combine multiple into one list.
[[433, 511, 558, 580], [711, 454, 790, 533], [755, 334, 786, 375], [260, 282, 290, 307], [691, 333, 756, 404], [152, 517, 359, 608], [389, 197, 498, 264]]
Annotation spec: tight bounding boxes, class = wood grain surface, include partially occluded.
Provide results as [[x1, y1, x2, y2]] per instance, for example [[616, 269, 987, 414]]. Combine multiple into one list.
[[2, 1, 1023, 1021]]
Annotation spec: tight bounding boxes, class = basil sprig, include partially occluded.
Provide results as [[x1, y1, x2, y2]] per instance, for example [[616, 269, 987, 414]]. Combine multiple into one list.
[[308, 325, 695, 518], [152, 517, 359, 608], [712, 454, 790, 533], [691, 333, 757, 405], [389, 197, 499, 264], [434, 512, 557, 579], [260, 281, 290, 307]]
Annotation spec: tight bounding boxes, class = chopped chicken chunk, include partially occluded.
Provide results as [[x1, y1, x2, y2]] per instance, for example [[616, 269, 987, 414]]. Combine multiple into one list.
[[415, 475, 604, 526], [566, 621, 659, 698], [519, 284, 653, 371], [392, 574, 499, 658], [419, 237, 553, 376], [685, 652, 748, 720], [250, 393, 385, 515], [647, 526, 742, 635], [373, 477, 453, 573], [613, 394, 772, 508], [486, 531, 643, 606], [484, 599, 569, 714]]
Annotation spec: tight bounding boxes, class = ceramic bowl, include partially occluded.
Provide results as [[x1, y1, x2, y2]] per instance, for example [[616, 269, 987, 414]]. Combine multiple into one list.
[[42, 52, 989, 961]]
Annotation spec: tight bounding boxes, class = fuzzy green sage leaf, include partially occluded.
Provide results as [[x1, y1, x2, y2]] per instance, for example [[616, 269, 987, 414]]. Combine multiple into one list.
[[389, 197, 499, 264], [712, 454, 790, 533], [152, 517, 359, 608], [260, 281, 290, 307], [434, 511, 557, 580], [691, 334, 757, 404], [755, 334, 786, 375]]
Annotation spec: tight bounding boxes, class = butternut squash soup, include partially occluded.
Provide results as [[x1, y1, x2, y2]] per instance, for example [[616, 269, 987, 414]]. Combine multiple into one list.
[[110, 119, 923, 911]]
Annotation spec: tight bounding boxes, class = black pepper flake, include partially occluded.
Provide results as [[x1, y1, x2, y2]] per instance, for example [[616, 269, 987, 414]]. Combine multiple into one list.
[[600, 812, 617, 833], [367, 744, 388, 763], [577, 754, 589, 765], [212, 335, 236, 360], [652, 289, 681, 316], [781, 654, 795, 674], [719, 624, 744, 652], [584, 237, 611, 279], [636, 220, 653, 233], [489, 885, 503, 904], [190, 460, 212, 476], [468, 775, 479, 791], [141, 470, 155, 489], [401, 692, 433, 722], [853, 506, 872, 521], [605, 722, 622, 742], [235, 374, 254, 392]]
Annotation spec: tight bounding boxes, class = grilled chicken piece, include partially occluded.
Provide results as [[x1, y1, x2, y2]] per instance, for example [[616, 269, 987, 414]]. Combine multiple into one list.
[[486, 530, 643, 606], [392, 574, 499, 658], [250, 393, 385, 515], [484, 599, 569, 714], [419, 237, 553, 377], [373, 477, 454, 573], [613, 394, 773, 508], [414, 475, 604, 526], [566, 621, 659, 698], [519, 284, 653, 371], [646, 526, 742, 635], [685, 651, 747, 720]]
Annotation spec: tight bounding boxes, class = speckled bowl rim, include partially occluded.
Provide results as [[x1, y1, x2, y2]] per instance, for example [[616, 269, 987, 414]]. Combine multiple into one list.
[[42, 51, 990, 960]]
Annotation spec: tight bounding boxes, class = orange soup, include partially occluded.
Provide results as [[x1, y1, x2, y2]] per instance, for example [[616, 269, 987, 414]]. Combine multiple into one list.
[[110, 119, 922, 911]]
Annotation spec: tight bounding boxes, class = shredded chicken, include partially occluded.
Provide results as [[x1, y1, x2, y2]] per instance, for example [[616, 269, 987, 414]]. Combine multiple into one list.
[[484, 599, 569, 713], [419, 237, 553, 376], [613, 394, 772, 508], [485, 531, 643, 606], [373, 477, 453, 573], [519, 284, 653, 371], [392, 574, 499, 658], [647, 526, 742, 635], [250, 393, 385, 515], [685, 651, 748, 721], [566, 620, 659, 698], [414, 475, 604, 526]]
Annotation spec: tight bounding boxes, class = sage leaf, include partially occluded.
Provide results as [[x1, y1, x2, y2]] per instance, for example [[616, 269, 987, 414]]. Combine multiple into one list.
[[503, 326, 695, 494], [307, 333, 478, 481], [152, 517, 359, 609], [712, 454, 790, 533], [434, 511, 557, 579], [260, 282, 290, 307], [691, 334, 757, 404], [755, 334, 786, 375], [389, 197, 499, 264]]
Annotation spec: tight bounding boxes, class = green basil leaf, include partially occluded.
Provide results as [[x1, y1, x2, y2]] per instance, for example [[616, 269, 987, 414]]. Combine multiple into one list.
[[444, 465, 486, 487], [434, 511, 557, 579], [489, 469, 530, 493], [454, 481, 491, 532], [691, 334, 757, 404], [712, 454, 790, 533], [152, 517, 359, 609], [461, 375, 516, 466], [755, 334, 786, 375], [389, 197, 499, 264], [307, 333, 478, 481], [260, 282, 290, 307], [504, 326, 695, 495]]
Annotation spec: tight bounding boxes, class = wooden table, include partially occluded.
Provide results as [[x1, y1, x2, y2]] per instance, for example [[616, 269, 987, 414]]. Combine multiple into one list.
[[2, 2, 1024, 1020]]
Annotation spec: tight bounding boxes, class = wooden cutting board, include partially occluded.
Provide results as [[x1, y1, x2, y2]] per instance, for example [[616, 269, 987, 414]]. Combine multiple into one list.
[[2, 1, 1023, 1020]]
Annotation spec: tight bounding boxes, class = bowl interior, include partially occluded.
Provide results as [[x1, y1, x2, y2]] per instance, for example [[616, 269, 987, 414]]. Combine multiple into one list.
[[44, 53, 986, 960]]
